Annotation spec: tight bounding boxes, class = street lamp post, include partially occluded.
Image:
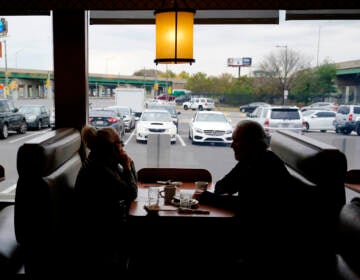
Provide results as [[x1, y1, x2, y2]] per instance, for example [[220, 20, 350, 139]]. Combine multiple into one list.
[[4, 39, 8, 88], [276, 45, 288, 105]]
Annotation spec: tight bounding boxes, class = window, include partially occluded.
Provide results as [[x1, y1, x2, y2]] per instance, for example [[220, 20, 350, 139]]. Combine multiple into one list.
[[270, 109, 300, 120], [1, 12, 360, 206]]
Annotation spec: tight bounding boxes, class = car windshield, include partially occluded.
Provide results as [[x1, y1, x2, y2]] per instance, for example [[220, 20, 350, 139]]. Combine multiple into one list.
[[90, 110, 116, 117], [148, 105, 176, 116], [140, 111, 172, 122], [0, 101, 8, 112], [19, 106, 41, 114], [302, 110, 315, 116], [270, 109, 300, 120], [113, 107, 130, 116], [196, 113, 227, 122]]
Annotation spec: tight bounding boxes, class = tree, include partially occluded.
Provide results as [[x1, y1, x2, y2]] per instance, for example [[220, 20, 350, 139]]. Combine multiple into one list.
[[178, 71, 190, 80], [133, 69, 161, 77], [291, 62, 338, 104], [259, 48, 310, 104], [185, 72, 212, 93]]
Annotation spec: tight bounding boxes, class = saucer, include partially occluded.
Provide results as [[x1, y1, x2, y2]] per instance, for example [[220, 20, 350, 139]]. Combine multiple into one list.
[[171, 198, 199, 208]]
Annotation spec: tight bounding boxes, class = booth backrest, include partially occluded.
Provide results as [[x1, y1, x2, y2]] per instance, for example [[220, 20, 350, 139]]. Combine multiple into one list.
[[336, 197, 360, 280], [270, 130, 347, 215], [15, 127, 83, 276], [270, 130, 347, 278]]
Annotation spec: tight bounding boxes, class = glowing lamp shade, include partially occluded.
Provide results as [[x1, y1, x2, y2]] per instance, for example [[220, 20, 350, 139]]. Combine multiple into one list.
[[154, 9, 195, 65]]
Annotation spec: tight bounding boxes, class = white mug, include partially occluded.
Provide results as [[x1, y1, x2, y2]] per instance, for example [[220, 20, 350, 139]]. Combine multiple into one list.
[[195, 181, 208, 191]]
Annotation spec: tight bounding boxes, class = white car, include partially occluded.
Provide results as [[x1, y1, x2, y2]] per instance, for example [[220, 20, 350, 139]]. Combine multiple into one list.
[[135, 109, 177, 144], [189, 111, 233, 145], [302, 110, 336, 132]]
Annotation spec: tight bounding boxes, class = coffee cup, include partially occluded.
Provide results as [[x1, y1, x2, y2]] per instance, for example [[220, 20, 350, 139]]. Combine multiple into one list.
[[159, 185, 176, 205], [195, 181, 208, 191]]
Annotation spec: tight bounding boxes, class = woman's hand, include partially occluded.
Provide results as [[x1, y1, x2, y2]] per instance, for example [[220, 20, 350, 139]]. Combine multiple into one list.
[[115, 143, 132, 170]]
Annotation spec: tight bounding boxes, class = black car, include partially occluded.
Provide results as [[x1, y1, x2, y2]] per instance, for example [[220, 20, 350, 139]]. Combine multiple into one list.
[[18, 104, 51, 130], [89, 109, 125, 137], [174, 95, 191, 105], [239, 102, 271, 114]]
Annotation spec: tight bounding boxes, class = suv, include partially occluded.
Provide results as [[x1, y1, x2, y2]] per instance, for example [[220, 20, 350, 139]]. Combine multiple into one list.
[[0, 99, 27, 139], [250, 105, 305, 138], [18, 104, 51, 130], [183, 97, 215, 111], [334, 104, 360, 135]]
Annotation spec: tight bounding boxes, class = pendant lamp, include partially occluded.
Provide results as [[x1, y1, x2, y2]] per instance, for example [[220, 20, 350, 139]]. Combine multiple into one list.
[[154, 0, 195, 65]]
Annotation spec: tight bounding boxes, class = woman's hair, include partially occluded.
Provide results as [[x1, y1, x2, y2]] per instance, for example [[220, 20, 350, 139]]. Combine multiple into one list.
[[81, 125, 119, 153]]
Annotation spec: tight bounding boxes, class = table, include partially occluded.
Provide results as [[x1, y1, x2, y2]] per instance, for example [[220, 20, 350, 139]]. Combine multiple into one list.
[[345, 183, 360, 193], [129, 182, 235, 218], [127, 182, 240, 277]]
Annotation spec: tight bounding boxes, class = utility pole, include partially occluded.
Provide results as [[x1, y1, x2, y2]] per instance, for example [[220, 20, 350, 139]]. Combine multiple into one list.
[[4, 39, 8, 88], [316, 26, 321, 67], [276, 45, 288, 105]]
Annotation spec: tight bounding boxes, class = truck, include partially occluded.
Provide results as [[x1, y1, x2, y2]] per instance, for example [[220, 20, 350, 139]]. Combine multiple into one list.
[[114, 87, 145, 120]]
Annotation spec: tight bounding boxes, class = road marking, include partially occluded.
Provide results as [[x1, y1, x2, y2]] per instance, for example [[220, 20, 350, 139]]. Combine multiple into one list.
[[124, 130, 135, 145], [176, 134, 186, 146], [1, 184, 16, 194], [8, 129, 51, 144]]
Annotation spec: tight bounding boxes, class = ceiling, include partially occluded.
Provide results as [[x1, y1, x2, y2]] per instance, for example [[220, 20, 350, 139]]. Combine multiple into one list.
[[0, 0, 360, 23]]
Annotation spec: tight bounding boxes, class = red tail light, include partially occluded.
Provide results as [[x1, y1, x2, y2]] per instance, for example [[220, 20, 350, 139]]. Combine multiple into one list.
[[302, 120, 306, 129], [349, 114, 353, 121], [263, 119, 269, 134], [264, 119, 269, 127], [107, 117, 118, 123], [88, 118, 93, 122]]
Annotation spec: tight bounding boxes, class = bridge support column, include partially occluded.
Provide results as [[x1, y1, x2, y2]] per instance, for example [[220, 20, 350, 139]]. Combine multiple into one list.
[[354, 86, 360, 104], [345, 86, 350, 104]]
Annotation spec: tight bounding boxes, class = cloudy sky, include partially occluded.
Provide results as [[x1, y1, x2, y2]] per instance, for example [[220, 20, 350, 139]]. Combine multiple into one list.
[[2, 13, 360, 78]]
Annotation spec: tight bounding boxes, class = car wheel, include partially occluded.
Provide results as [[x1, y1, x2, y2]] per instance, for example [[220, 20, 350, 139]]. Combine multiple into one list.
[[18, 121, 27, 134], [342, 128, 351, 135], [357, 125, 360, 136], [198, 105, 203, 111], [320, 130, 327, 133], [305, 122, 309, 131], [184, 105, 188, 110], [335, 126, 340, 133], [37, 120, 42, 130], [0, 124, 8, 139], [188, 130, 192, 140]]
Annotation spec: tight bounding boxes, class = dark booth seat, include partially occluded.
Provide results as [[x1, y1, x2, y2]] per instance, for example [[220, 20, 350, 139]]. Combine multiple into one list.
[[15, 127, 83, 278], [270, 130, 347, 279]]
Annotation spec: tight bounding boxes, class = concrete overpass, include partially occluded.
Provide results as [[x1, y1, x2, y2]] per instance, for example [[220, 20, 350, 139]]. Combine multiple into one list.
[[0, 68, 186, 100], [336, 60, 360, 104]]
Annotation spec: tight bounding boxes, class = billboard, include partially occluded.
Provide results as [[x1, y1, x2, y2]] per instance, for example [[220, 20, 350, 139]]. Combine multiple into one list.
[[227, 57, 252, 67]]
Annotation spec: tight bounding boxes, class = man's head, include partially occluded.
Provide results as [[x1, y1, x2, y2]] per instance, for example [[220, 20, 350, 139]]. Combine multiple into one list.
[[230, 120, 268, 161]]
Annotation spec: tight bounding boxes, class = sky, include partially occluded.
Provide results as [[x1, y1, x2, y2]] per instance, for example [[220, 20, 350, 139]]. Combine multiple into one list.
[[2, 12, 360, 78]]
